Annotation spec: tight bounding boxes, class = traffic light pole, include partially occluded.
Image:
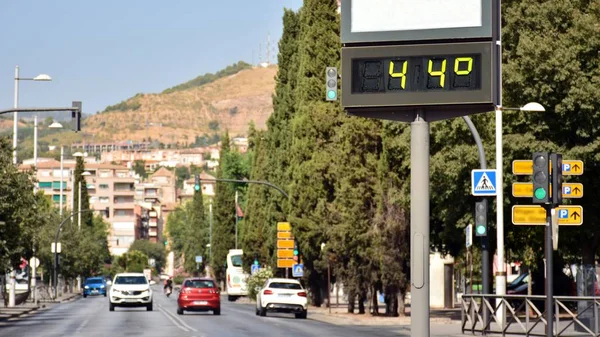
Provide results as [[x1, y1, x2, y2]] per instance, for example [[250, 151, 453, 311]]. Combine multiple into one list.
[[463, 115, 490, 317], [544, 205, 553, 337]]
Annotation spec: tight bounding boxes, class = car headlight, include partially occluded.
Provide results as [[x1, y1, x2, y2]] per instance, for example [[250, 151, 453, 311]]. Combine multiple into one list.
[[100, 285, 105, 288], [112, 288, 121, 293], [84, 286, 89, 289]]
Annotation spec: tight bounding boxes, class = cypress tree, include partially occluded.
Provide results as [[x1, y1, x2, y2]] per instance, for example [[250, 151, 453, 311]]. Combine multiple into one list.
[[287, 0, 342, 306]]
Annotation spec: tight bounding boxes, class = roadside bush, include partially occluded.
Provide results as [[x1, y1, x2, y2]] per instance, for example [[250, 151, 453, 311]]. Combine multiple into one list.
[[245, 266, 274, 301]]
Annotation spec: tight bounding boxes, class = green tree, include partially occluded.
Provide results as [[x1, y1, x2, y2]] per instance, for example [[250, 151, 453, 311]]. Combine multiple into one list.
[[129, 239, 167, 272], [182, 188, 208, 274], [286, 0, 342, 306], [0, 137, 37, 272], [133, 160, 147, 179], [73, 156, 92, 227], [117, 250, 149, 273], [211, 132, 247, 282]]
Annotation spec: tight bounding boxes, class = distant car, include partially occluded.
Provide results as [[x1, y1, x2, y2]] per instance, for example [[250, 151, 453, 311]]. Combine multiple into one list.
[[256, 278, 307, 319], [83, 277, 107, 297], [177, 277, 220, 315], [109, 273, 153, 311]]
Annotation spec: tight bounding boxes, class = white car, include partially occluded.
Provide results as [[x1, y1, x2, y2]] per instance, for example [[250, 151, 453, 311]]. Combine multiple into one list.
[[255, 278, 308, 319], [109, 273, 153, 311]]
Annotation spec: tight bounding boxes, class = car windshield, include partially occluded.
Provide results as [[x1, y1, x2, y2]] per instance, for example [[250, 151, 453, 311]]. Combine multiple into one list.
[[85, 278, 104, 284], [114, 276, 147, 285], [183, 280, 215, 288], [230, 255, 243, 267], [269, 282, 302, 290]]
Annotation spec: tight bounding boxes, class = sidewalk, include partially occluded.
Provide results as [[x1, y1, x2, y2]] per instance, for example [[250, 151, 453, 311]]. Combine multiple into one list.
[[232, 295, 462, 327], [0, 291, 81, 322], [308, 305, 462, 326]]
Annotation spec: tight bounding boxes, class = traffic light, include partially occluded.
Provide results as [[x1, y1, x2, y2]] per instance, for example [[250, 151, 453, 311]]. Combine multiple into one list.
[[532, 152, 550, 204], [550, 153, 563, 206], [475, 199, 487, 236], [194, 174, 200, 192], [325, 67, 337, 101], [72, 101, 82, 132], [293, 240, 299, 261], [164, 239, 168, 246]]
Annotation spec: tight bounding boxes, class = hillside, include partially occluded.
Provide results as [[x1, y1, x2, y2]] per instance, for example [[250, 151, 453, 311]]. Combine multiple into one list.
[[82, 64, 277, 144]]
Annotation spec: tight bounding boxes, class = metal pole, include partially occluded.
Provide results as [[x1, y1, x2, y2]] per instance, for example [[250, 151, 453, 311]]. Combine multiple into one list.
[[235, 190, 238, 249], [78, 181, 82, 230], [31, 247, 36, 304], [493, 0, 507, 326], [410, 114, 430, 337], [12, 66, 19, 165], [545, 207, 554, 337], [34, 115, 38, 168], [328, 258, 331, 314], [8, 64, 17, 308], [462, 115, 490, 303], [209, 200, 213, 260], [59, 147, 64, 216]]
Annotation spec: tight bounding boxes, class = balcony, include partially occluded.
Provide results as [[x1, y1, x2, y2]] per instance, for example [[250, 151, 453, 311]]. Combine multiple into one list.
[[149, 229, 158, 237], [149, 220, 158, 228]]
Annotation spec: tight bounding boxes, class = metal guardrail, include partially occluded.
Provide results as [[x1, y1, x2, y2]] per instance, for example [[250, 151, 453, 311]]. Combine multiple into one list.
[[461, 294, 600, 336]]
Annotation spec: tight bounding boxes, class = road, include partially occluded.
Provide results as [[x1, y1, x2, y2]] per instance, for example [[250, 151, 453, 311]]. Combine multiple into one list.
[[0, 286, 465, 337]]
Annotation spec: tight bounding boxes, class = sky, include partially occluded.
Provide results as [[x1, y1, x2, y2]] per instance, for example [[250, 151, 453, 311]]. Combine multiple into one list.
[[0, 0, 303, 116]]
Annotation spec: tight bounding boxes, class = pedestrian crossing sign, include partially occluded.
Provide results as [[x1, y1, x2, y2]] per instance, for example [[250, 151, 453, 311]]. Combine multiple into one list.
[[471, 169, 497, 196], [292, 264, 304, 277]]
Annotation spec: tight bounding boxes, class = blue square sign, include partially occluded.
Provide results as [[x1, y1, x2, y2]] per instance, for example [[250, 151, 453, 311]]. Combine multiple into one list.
[[471, 169, 497, 196]]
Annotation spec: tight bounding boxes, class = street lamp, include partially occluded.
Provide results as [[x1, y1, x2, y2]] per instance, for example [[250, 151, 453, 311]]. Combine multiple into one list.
[[494, 102, 546, 302], [33, 120, 63, 193], [12, 66, 52, 165]]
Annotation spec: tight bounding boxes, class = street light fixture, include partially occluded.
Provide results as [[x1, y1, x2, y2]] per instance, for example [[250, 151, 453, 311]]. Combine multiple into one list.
[[48, 121, 63, 129], [12, 66, 53, 165], [494, 101, 545, 307]]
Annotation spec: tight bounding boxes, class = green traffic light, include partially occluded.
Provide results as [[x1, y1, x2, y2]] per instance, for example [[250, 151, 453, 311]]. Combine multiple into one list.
[[194, 185, 200, 191], [534, 187, 547, 200], [476, 225, 486, 235], [293, 249, 298, 256], [327, 90, 336, 99]]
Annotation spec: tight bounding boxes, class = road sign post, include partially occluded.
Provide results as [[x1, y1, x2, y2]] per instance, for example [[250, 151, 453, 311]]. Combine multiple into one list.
[[471, 169, 497, 196], [511, 152, 584, 337]]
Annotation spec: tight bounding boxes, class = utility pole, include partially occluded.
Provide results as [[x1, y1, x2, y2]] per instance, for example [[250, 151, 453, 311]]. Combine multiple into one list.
[[235, 190, 239, 249]]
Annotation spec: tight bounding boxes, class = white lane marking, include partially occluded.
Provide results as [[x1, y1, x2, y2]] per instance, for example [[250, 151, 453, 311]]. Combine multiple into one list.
[[158, 306, 189, 332], [158, 304, 198, 332], [75, 318, 89, 333]]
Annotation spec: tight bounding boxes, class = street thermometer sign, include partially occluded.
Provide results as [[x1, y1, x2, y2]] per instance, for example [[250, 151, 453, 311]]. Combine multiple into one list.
[[341, 0, 495, 121]]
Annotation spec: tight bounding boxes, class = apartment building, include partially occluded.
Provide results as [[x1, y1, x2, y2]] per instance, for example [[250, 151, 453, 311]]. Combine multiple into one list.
[[20, 159, 137, 256]]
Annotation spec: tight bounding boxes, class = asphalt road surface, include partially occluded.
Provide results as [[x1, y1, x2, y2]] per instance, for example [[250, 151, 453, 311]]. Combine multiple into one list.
[[0, 286, 465, 337]]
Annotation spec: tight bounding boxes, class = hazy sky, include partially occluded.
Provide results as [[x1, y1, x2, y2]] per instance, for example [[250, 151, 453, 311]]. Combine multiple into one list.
[[0, 0, 303, 116]]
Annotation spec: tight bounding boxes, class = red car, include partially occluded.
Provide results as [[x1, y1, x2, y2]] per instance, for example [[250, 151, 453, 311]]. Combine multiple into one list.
[[177, 278, 221, 315]]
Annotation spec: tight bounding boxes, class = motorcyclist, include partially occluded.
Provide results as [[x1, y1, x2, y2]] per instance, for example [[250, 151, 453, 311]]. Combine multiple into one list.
[[164, 276, 173, 294]]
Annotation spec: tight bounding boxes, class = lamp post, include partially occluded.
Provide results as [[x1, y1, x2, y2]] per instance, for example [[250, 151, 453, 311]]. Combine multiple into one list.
[[12, 66, 52, 165], [495, 102, 546, 325]]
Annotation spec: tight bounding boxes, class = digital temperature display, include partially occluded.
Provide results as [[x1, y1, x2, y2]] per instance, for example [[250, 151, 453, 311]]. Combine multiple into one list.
[[352, 55, 481, 94], [341, 41, 494, 120]]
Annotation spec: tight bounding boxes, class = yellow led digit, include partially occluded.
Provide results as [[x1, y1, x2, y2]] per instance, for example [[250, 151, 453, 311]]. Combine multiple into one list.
[[428, 59, 447, 87], [389, 60, 408, 89], [454, 57, 473, 75]]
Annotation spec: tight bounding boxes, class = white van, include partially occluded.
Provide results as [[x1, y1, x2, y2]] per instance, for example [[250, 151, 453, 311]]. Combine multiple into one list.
[[226, 249, 248, 301]]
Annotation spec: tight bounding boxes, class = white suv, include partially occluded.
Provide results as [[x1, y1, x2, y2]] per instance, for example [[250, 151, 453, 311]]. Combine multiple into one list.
[[109, 273, 153, 311], [256, 278, 308, 319]]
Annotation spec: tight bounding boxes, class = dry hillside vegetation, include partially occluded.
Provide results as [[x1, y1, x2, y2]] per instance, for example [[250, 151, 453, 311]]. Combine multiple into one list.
[[83, 66, 277, 144]]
